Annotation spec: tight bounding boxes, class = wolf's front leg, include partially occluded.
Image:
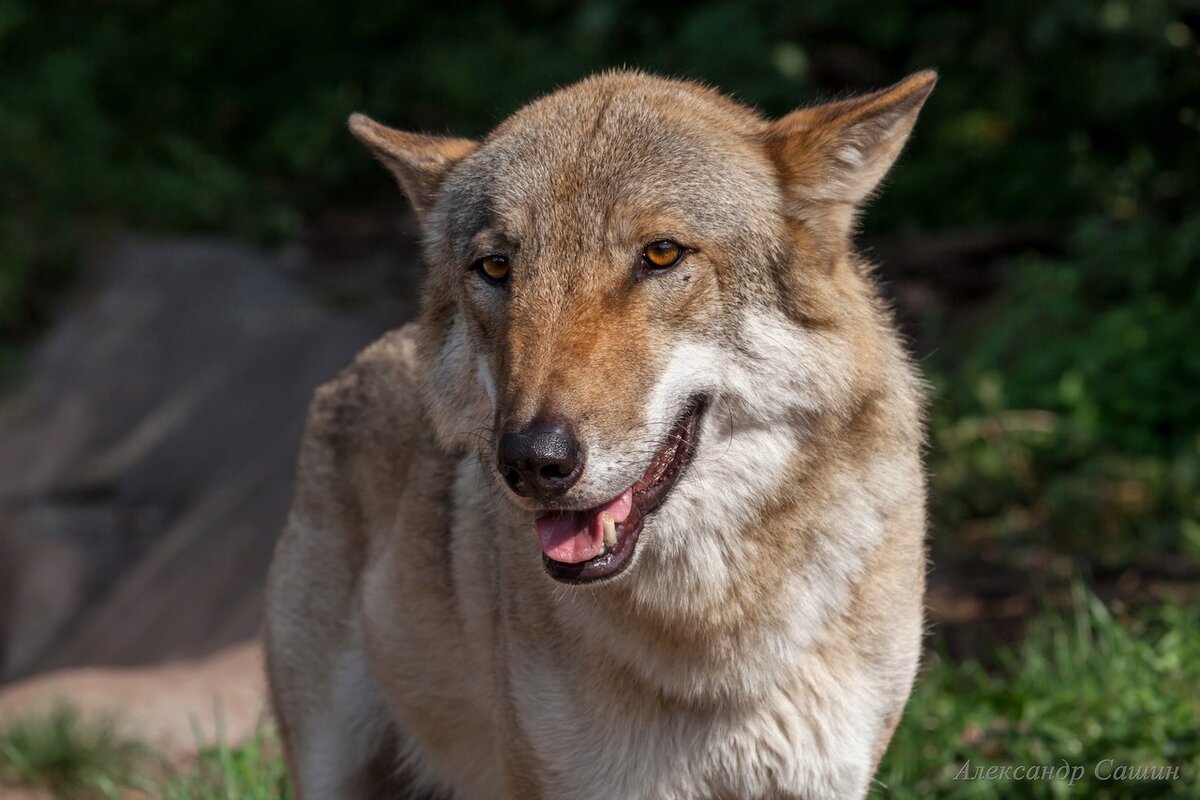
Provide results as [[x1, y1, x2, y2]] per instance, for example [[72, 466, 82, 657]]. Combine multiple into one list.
[[267, 604, 407, 798]]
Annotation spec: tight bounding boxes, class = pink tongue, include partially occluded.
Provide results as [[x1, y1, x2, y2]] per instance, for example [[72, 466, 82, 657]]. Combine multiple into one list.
[[535, 488, 634, 564]]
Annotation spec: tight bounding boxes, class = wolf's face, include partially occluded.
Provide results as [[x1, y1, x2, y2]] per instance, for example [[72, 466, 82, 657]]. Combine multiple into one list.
[[351, 71, 933, 585]]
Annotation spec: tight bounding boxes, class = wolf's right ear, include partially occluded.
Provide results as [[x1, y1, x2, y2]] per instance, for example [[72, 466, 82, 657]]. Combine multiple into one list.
[[349, 114, 477, 223]]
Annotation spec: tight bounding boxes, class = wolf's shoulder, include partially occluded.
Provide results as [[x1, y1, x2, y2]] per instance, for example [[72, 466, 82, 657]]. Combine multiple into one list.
[[308, 324, 420, 439], [295, 323, 426, 511]]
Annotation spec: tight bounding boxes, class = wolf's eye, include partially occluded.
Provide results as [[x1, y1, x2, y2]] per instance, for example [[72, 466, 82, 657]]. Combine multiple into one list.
[[473, 254, 510, 286], [642, 240, 685, 270]]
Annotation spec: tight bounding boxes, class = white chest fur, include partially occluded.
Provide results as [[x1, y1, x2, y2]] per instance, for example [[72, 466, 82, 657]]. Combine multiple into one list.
[[505, 637, 882, 799]]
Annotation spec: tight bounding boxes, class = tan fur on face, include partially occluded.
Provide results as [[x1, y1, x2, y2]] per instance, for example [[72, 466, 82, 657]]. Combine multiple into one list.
[[267, 69, 935, 799]]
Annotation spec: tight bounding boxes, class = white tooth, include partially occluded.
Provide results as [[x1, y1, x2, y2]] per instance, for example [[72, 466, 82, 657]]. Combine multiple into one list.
[[602, 514, 618, 549]]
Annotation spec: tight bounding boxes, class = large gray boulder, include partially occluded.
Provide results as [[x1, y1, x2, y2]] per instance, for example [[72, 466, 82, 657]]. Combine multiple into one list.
[[0, 235, 408, 681]]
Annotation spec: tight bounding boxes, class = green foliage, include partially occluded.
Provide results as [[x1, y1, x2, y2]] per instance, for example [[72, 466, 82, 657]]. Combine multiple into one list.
[[879, 592, 1200, 798], [2, 0, 1196, 340], [161, 728, 291, 800], [0, 704, 150, 798], [0, 710, 289, 800], [928, 212, 1200, 570], [4, 598, 1193, 799]]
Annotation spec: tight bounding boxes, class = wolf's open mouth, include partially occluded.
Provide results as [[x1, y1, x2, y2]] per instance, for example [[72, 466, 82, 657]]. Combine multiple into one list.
[[534, 395, 707, 584]]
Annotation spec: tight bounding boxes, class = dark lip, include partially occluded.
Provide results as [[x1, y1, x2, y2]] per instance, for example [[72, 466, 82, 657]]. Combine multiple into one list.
[[542, 395, 707, 585]]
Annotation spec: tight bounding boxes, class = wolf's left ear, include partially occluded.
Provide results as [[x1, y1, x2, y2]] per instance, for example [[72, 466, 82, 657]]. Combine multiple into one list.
[[348, 113, 477, 223], [766, 70, 936, 221]]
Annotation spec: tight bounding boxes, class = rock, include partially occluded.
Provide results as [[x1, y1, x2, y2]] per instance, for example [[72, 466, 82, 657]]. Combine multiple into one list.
[[0, 235, 407, 680]]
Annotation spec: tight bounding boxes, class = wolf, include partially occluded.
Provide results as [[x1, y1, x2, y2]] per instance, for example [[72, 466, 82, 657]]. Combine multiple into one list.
[[265, 68, 935, 799]]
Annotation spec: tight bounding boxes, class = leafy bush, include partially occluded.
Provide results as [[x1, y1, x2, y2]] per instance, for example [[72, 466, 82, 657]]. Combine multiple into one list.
[[2, 0, 1196, 330], [929, 213, 1200, 570]]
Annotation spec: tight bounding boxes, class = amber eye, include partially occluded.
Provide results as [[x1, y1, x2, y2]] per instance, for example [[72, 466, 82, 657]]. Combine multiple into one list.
[[474, 254, 510, 285], [643, 240, 685, 270]]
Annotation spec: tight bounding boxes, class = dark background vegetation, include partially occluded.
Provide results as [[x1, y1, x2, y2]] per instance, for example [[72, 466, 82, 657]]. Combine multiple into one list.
[[1, 1, 1197, 797]]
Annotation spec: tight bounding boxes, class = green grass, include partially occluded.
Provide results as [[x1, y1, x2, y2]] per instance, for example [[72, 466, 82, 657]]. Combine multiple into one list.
[[3, 595, 1195, 798], [878, 590, 1200, 798], [0, 704, 148, 798], [0, 709, 288, 799], [159, 729, 290, 800]]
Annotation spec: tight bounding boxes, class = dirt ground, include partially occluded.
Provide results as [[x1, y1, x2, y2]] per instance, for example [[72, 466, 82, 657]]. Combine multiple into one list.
[[0, 641, 267, 762]]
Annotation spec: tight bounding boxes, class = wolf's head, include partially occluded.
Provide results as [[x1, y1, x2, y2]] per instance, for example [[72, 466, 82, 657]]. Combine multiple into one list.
[[351, 70, 933, 587]]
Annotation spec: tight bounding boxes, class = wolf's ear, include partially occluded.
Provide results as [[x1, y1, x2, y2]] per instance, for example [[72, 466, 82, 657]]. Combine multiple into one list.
[[349, 113, 477, 223], [766, 70, 936, 223]]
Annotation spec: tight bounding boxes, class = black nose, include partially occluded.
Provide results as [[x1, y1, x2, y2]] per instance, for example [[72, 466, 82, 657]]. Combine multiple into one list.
[[498, 419, 583, 500]]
